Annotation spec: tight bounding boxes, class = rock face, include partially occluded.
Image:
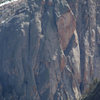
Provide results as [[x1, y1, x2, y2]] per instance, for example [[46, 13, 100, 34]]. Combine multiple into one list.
[[57, 11, 76, 50], [83, 82, 100, 100], [0, 0, 100, 100]]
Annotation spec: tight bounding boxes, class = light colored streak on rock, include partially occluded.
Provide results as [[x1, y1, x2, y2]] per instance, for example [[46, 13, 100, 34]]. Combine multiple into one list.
[[0, 0, 18, 7]]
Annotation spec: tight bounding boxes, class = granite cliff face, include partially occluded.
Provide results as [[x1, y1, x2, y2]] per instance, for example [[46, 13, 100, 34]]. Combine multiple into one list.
[[0, 0, 100, 100], [83, 82, 100, 100]]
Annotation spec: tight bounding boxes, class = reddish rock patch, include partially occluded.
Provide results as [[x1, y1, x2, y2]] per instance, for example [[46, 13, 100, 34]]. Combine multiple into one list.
[[60, 55, 66, 71], [41, 1, 45, 5], [48, 1, 52, 6], [57, 11, 76, 50]]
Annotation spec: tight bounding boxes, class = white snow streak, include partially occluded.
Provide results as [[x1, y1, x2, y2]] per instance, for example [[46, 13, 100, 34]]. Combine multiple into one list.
[[0, 0, 18, 7]]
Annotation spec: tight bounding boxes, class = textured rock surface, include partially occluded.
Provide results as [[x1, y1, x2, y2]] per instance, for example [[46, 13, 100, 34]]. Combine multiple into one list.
[[0, 0, 100, 100], [82, 82, 100, 100]]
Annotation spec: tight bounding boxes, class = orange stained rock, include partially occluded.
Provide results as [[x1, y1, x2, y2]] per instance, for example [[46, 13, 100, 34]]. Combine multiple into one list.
[[83, 70, 89, 86], [60, 55, 66, 71], [57, 11, 76, 50], [41, 1, 45, 5], [48, 0, 52, 6], [41, 0, 52, 6]]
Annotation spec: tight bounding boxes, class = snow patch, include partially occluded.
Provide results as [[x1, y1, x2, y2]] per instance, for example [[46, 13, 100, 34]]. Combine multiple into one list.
[[1, 20, 5, 23], [0, 0, 18, 7], [39, 34, 44, 39], [65, 65, 72, 73], [52, 55, 57, 61], [52, 51, 58, 61]]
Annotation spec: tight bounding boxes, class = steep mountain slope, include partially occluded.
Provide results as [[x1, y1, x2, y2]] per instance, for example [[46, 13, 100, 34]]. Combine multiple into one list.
[[0, 0, 100, 100], [83, 82, 100, 100]]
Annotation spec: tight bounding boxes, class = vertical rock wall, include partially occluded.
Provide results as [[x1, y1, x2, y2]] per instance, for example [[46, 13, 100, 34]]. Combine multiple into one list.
[[0, 0, 100, 100]]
